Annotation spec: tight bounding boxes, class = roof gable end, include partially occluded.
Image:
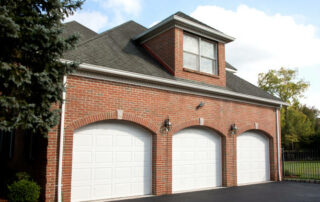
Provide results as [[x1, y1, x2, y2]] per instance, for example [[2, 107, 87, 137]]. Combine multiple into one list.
[[134, 11, 235, 44]]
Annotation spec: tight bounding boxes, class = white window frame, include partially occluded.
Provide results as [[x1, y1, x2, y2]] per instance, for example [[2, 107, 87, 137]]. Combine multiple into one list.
[[183, 33, 218, 75]]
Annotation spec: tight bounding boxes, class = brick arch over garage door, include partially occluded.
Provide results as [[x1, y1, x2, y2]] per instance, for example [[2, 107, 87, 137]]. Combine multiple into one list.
[[66, 111, 159, 133], [62, 111, 159, 201], [236, 128, 277, 185]]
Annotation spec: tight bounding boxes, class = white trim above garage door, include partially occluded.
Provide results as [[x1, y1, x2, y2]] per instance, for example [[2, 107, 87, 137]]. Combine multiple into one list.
[[71, 121, 152, 202], [172, 127, 222, 192], [237, 131, 270, 185]]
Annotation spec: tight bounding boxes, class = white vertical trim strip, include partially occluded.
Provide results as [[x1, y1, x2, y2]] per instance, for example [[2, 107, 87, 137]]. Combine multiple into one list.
[[198, 36, 201, 71], [276, 107, 282, 181], [58, 76, 67, 202]]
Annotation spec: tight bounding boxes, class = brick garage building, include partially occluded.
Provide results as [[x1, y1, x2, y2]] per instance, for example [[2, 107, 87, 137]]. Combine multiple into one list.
[[45, 12, 286, 201]]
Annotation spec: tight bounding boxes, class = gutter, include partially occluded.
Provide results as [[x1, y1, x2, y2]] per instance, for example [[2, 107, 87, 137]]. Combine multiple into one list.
[[57, 76, 67, 202], [276, 107, 282, 181], [61, 60, 288, 107]]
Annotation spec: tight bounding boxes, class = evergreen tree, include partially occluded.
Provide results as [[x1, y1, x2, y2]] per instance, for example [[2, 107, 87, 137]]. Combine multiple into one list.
[[0, 0, 83, 136]]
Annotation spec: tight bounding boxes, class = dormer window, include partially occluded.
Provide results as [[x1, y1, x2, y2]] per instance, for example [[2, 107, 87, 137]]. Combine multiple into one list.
[[183, 33, 218, 75]]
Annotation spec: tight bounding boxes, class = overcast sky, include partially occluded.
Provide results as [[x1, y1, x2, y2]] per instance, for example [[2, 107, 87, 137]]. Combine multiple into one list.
[[65, 0, 320, 109]]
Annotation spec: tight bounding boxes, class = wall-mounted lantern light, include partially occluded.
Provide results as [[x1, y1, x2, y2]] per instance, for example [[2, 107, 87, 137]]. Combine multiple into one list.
[[230, 123, 238, 135], [164, 118, 172, 132], [196, 101, 205, 110]]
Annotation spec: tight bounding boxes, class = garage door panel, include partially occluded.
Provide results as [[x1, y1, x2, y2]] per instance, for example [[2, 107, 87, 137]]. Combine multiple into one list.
[[72, 168, 92, 182], [73, 151, 92, 164], [237, 131, 270, 185], [71, 121, 152, 201], [114, 183, 131, 195], [133, 151, 149, 161], [132, 182, 147, 193], [72, 186, 91, 200], [115, 135, 132, 146], [74, 133, 92, 143], [172, 127, 222, 192], [93, 184, 112, 198], [96, 135, 113, 147], [95, 152, 112, 163], [115, 151, 132, 162], [93, 167, 112, 180]]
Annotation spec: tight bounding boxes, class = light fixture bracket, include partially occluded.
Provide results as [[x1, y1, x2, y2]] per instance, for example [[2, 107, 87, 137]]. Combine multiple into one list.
[[230, 123, 238, 135]]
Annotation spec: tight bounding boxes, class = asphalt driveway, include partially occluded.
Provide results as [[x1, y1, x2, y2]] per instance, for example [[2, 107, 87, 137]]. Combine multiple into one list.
[[118, 182, 320, 202]]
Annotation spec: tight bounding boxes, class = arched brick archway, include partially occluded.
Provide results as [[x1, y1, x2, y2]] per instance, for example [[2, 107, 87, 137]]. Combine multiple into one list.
[[61, 111, 159, 201], [65, 111, 159, 133], [168, 119, 227, 137], [235, 128, 278, 184]]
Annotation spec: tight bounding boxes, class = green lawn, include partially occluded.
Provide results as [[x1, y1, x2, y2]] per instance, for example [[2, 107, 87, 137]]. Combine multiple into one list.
[[284, 161, 320, 180]]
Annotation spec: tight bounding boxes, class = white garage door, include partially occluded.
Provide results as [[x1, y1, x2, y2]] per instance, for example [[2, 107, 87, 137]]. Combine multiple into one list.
[[71, 121, 152, 201], [172, 127, 222, 192], [237, 131, 270, 185]]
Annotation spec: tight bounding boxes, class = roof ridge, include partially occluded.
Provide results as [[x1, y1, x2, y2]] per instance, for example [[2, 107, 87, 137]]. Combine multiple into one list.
[[64, 20, 97, 34], [134, 11, 234, 43], [75, 20, 146, 47], [173, 11, 225, 34]]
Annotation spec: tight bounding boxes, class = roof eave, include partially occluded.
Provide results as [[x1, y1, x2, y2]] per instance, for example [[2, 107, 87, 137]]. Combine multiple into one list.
[[61, 59, 288, 107], [226, 68, 237, 73], [133, 14, 235, 44]]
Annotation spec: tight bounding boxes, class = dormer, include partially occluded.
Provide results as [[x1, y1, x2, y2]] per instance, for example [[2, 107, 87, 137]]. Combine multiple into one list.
[[134, 12, 235, 87]]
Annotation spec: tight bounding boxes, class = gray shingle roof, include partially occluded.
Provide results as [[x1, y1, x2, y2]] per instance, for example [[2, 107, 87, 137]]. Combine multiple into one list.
[[63, 20, 281, 102], [226, 62, 237, 71], [62, 21, 97, 43], [64, 21, 173, 79], [226, 71, 281, 101]]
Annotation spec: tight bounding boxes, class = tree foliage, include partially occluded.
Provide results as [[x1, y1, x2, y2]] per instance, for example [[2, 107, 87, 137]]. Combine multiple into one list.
[[258, 67, 309, 105], [0, 0, 83, 135], [298, 105, 320, 148], [285, 106, 314, 149], [258, 67, 319, 150]]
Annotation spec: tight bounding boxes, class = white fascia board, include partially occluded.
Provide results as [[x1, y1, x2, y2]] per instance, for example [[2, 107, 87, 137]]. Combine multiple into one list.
[[226, 67, 237, 73], [61, 59, 288, 107]]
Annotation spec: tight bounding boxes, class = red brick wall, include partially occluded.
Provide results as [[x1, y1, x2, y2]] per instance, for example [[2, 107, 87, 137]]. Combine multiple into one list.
[[143, 27, 226, 87], [44, 75, 281, 201], [143, 28, 175, 74]]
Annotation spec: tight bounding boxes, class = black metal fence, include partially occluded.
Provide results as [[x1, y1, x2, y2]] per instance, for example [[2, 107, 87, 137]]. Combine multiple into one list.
[[282, 150, 320, 180]]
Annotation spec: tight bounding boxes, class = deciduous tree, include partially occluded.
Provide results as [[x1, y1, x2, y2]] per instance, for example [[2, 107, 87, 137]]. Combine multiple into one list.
[[258, 67, 309, 105], [258, 68, 310, 149]]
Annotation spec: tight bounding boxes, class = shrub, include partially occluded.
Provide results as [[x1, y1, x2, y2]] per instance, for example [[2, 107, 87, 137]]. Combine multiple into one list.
[[15, 172, 31, 181], [7, 178, 40, 202]]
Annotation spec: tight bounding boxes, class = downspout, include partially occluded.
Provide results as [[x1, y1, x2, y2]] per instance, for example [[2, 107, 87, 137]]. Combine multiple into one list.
[[276, 106, 282, 181], [58, 76, 67, 202]]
